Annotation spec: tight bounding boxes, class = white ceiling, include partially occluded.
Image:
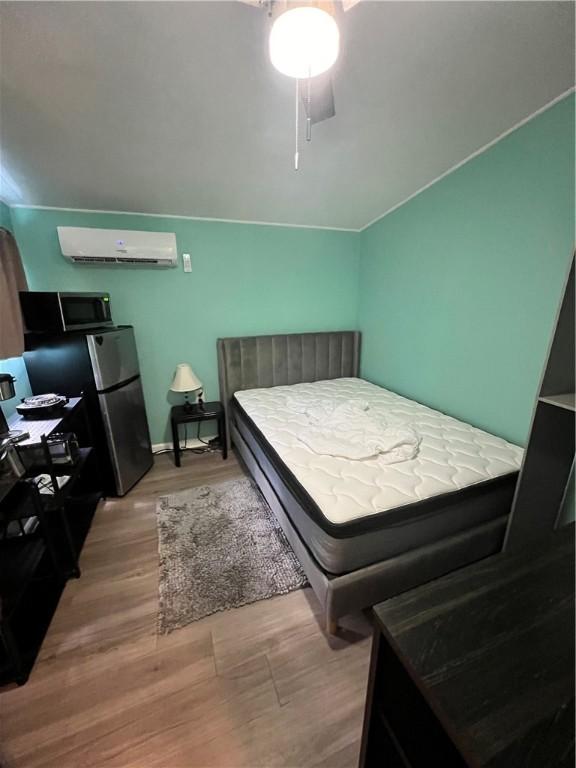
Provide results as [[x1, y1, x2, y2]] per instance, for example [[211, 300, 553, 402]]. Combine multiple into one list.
[[1, 1, 574, 230]]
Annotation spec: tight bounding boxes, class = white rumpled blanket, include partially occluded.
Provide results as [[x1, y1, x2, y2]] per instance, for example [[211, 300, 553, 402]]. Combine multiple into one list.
[[287, 397, 420, 463]]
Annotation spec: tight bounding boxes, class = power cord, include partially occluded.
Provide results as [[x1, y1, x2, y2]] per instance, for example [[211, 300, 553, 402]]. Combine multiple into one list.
[[152, 421, 220, 456]]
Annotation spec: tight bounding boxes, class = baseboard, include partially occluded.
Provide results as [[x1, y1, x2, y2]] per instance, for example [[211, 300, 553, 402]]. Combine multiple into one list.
[[152, 434, 217, 452]]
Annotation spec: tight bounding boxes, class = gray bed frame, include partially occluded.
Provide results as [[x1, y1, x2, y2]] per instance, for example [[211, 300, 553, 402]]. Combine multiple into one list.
[[217, 331, 508, 634]]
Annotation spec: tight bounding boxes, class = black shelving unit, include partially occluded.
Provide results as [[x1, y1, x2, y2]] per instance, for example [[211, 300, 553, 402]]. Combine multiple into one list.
[[0, 481, 64, 685], [24, 443, 99, 578], [504, 254, 575, 552], [0, 398, 102, 687]]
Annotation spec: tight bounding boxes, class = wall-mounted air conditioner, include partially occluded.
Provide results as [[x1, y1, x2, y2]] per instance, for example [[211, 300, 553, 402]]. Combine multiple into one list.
[[57, 226, 178, 267]]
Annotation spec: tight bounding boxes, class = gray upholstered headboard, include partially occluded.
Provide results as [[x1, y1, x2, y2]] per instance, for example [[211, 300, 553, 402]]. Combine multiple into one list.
[[217, 330, 361, 449]]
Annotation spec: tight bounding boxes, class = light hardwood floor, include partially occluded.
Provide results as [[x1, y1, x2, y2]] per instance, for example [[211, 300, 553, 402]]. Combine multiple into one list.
[[0, 450, 372, 768]]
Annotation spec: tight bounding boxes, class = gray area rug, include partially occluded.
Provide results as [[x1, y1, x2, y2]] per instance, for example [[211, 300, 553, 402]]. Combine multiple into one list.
[[156, 477, 309, 633]]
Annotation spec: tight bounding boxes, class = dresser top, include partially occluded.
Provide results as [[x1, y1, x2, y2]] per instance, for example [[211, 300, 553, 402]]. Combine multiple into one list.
[[374, 525, 575, 767]]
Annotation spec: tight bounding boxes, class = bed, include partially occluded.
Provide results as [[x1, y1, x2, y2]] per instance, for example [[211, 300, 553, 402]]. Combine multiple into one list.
[[217, 331, 523, 633]]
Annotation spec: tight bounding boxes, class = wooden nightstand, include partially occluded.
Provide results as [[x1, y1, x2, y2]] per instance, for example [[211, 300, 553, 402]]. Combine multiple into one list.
[[170, 402, 227, 467]]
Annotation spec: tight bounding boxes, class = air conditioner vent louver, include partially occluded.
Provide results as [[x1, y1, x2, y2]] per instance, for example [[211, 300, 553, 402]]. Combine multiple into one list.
[[72, 256, 117, 263], [121, 257, 162, 264], [58, 227, 178, 267]]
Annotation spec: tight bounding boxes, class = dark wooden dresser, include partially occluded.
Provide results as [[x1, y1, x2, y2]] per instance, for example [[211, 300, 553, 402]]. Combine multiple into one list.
[[360, 525, 575, 767]]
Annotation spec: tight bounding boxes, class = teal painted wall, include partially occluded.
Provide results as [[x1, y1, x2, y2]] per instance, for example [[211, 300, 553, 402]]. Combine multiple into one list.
[[0, 200, 33, 417], [0, 357, 31, 418], [358, 94, 575, 446], [0, 200, 12, 231], [4, 96, 574, 448], [10, 208, 360, 443]]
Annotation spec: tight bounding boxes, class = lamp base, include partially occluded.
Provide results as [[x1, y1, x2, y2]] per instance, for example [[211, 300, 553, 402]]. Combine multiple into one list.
[[183, 392, 204, 414]]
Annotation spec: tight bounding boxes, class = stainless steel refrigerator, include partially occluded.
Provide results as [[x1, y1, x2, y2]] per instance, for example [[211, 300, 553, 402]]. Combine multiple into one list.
[[24, 326, 153, 496]]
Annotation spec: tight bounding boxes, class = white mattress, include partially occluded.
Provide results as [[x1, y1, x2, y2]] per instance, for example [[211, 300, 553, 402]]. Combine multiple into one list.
[[234, 378, 523, 526]]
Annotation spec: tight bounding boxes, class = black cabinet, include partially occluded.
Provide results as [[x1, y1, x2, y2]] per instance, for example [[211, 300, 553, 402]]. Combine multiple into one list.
[[360, 526, 575, 768]]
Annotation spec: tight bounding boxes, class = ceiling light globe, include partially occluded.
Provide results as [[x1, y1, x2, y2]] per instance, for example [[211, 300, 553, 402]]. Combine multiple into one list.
[[269, 7, 340, 79]]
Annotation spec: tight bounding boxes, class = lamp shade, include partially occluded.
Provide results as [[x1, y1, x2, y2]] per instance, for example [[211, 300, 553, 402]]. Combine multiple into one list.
[[170, 364, 202, 393]]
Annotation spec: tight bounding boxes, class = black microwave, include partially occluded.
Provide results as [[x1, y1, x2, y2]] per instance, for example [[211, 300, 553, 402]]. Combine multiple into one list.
[[20, 291, 114, 333]]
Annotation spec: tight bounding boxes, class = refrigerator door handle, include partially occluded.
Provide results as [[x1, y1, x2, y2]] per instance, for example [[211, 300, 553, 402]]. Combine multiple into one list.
[[97, 373, 140, 395]]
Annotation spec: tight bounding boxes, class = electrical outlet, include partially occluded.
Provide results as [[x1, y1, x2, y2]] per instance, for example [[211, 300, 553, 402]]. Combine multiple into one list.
[[183, 253, 192, 273]]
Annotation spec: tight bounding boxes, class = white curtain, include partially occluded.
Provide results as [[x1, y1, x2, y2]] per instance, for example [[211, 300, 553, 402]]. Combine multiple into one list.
[[0, 227, 28, 359]]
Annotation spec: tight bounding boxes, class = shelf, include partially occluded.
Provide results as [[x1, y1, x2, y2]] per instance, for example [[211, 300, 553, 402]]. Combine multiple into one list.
[[0, 537, 47, 619], [538, 393, 576, 412], [23, 447, 93, 480], [44, 487, 100, 515], [0, 574, 66, 687], [0, 482, 39, 527], [6, 398, 82, 448], [49, 493, 100, 570]]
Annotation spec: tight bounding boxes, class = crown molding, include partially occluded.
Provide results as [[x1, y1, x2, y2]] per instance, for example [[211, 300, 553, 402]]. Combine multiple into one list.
[[9, 204, 360, 233], [7, 88, 574, 234]]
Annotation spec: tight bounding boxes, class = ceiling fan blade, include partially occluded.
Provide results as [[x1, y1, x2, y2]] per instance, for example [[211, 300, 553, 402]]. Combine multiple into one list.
[[341, 0, 362, 10], [301, 73, 335, 125]]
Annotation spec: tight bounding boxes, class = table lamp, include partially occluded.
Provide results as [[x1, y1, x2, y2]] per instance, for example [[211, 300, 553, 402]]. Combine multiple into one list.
[[170, 364, 204, 412]]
